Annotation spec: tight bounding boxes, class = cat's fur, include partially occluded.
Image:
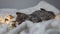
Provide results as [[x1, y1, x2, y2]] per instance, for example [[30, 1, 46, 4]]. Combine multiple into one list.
[[29, 8, 56, 21], [16, 12, 29, 25]]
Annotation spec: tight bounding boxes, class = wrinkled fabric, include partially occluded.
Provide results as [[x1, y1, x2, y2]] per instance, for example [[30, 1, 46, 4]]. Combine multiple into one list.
[[0, 1, 60, 34]]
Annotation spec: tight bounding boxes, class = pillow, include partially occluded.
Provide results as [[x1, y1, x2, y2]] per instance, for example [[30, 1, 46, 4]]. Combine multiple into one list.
[[0, 9, 17, 16], [18, 1, 60, 15]]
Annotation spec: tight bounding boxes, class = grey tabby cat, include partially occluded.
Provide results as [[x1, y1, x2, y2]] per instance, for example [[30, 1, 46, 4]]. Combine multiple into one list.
[[15, 8, 56, 25]]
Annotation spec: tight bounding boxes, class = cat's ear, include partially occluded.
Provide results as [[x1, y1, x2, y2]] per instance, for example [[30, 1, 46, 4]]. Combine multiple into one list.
[[40, 8, 46, 11], [16, 12, 22, 15]]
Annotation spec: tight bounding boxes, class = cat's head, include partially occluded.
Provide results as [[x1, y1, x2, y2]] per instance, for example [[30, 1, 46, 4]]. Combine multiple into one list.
[[16, 12, 29, 21]]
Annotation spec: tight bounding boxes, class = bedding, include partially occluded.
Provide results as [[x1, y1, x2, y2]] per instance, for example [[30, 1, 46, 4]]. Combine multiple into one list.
[[0, 1, 60, 34]]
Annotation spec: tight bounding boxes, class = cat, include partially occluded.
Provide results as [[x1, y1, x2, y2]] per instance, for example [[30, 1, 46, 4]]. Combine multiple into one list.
[[15, 8, 56, 25]]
